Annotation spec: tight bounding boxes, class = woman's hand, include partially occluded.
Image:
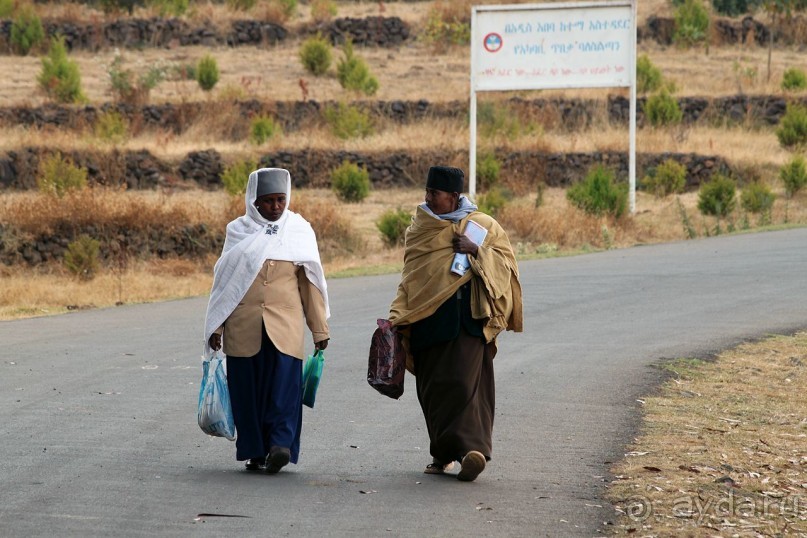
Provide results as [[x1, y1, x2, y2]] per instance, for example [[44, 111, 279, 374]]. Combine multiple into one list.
[[452, 233, 479, 257], [208, 333, 222, 351], [315, 338, 329, 351]]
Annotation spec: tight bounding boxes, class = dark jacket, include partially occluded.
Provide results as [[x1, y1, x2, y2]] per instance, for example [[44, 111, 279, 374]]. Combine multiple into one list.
[[409, 281, 483, 353]]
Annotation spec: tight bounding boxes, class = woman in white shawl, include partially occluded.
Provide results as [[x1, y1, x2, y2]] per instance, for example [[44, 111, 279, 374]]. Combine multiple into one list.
[[204, 168, 330, 474]]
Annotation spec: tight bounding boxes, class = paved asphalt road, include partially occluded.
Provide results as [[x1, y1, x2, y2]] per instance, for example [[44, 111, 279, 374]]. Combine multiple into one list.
[[1, 228, 806, 537]]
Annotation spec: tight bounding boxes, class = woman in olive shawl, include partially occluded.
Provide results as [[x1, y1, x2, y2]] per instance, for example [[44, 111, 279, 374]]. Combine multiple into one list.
[[389, 166, 522, 482]]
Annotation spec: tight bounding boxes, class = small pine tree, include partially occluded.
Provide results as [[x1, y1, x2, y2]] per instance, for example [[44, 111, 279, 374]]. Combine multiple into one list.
[[697, 174, 736, 219], [10, 7, 45, 55], [636, 55, 664, 94], [779, 155, 807, 198], [644, 89, 683, 127], [331, 161, 371, 203], [376, 208, 412, 247], [642, 159, 687, 197], [196, 54, 220, 92], [221, 159, 258, 196], [64, 235, 101, 281], [673, 0, 710, 49], [781, 67, 807, 91], [37, 153, 88, 197], [299, 34, 333, 77], [336, 40, 379, 96], [775, 104, 807, 148], [740, 181, 775, 215], [250, 116, 281, 145], [38, 36, 85, 104], [566, 165, 628, 218]]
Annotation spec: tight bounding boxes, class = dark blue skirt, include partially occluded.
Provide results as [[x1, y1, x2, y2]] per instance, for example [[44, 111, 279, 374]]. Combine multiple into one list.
[[226, 329, 302, 464]]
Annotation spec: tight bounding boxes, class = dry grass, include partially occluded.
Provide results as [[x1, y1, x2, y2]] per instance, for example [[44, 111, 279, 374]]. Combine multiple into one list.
[[0, 258, 216, 319], [2, 30, 806, 108], [0, 115, 799, 173], [608, 331, 807, 536], [2, 185, 805, 321], [0, 188, 231, 235]]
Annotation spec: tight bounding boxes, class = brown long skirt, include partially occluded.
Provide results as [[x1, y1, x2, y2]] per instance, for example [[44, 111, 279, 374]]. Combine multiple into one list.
[[413, 329, 496, 464]]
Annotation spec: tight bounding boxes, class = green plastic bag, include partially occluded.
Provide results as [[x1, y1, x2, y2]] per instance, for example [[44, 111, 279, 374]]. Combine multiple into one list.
[[302, 350, 324, 408]]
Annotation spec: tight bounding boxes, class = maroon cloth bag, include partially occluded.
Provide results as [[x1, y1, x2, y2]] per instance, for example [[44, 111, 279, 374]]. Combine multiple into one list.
[[367, 318, 406, 399]]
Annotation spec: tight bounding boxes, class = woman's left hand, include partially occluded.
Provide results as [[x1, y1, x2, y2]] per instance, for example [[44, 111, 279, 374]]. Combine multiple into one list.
[[315, 338, 329, 351]]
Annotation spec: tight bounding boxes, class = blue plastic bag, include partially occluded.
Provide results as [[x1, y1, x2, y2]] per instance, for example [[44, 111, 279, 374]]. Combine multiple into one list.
[[197, 354, 236, 441], [302, 350, 324, 409]]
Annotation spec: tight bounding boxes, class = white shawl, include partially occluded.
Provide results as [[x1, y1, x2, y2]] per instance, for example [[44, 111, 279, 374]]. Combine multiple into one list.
[[203, 168, 330, 358]]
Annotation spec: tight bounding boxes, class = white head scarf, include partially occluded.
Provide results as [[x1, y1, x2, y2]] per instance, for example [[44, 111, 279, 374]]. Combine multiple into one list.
[[203, 168, 329, 357]]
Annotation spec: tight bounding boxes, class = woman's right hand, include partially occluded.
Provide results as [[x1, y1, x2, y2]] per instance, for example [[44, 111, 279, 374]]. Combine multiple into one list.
[[208, 333, 222, 351]]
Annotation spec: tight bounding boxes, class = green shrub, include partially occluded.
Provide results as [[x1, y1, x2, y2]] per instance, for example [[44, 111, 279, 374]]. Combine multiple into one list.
[[376, 208, 412, 247], [107, 54, 166, 105], [781, 68, 807, 91], [98, 0, 144, 15], [336, 40, 379, 96], [776, 104, 807, 148], [0, 0, 15, 18], [64, 235, 101, 281], [196, 54, 219, 92], [636, 55, 664, 94], [94, 111, 130, 144], [37, 153, 88, 197], [324, 102, 374, 139], [697, 174, 736, 218], [38, 37, 85, 104], [477, 101, 524, 140], [477, 153, 501, 189], [711, 0, 755, 16], [644, 89, 683, 127], [476, 187, 510, 217], [10, 8, 45, 55], [147, 0, 188, 17], [779, 155, 807, 198], [227, 0, 257, 10], [673, 0, 710, 48], [642, 159, 687, 197], [277, 0, 297, 18], [310, 0, 337, 22], [566, 165, 628, 218], [299, 34, 332, 77], [250, 115, 281, 145], [740, 181, 775, 214], [220, 159, 257, 196], [331, 161, 371, 203], [420, 7, 471, 47]]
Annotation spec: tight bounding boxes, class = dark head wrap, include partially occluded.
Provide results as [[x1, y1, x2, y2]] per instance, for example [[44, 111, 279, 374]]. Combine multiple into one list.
[[256, 169, 287, 197], [426, 166, 464, 193]]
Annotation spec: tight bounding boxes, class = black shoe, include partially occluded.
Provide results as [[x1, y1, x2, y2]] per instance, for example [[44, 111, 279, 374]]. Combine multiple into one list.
[[265, 446, 290, 474], [245, 458, 265, 471]]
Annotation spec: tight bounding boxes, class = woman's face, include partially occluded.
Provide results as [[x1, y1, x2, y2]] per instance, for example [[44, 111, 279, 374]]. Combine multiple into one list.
[[425, 188, 458, 215], [255, 193, 287, 222]]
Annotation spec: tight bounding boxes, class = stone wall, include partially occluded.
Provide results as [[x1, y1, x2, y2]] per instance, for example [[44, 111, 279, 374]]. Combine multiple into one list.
[[0, 222, 222, 266], [2, 95, 805, 136], [1, 13, 803, 53], [0, 15, 408, 52], [0, 146, 731, 193]]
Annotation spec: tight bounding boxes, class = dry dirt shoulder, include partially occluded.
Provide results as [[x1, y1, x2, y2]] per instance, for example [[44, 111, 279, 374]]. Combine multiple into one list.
[[608, 331, 807, 536]]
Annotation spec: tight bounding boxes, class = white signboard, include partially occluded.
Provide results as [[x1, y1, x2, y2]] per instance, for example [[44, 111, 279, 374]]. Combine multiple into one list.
[[471, 2, 634, 91], [469, 1, 638, 212]]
